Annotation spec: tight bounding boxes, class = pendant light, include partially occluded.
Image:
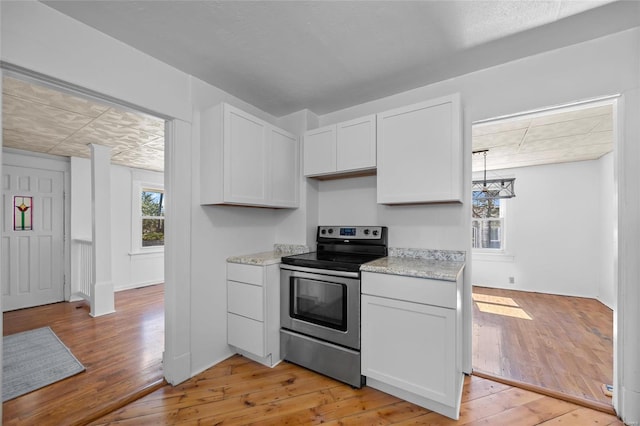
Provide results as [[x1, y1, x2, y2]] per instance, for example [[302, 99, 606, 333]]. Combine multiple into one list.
[[472, 150, 516, 199]]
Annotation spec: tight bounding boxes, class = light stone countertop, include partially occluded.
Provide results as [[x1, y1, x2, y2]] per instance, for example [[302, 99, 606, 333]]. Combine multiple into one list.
[[361, 247, 466, 281], [226, 243, 310, 266]]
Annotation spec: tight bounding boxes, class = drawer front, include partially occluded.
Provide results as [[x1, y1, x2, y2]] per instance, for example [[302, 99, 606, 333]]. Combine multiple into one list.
[[228, 313, 265, 356], [361, 272, 457, 309], [227, 262, 263, 286], [227, 280, 264, 320]]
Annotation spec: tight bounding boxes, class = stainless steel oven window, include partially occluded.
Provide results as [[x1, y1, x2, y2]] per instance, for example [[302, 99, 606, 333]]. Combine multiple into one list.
[[290, 277, 347, 331]]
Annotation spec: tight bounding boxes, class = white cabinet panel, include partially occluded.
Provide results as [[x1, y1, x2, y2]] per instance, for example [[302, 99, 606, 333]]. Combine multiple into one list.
[[377, 94, 462, 204], [303, 126, 336, 176], [201, 103, 299, 208], [303, 114, 376, 177], [362, 295, 456, 406], [226, 262, 280, 367], [269, 127, 299, 208], [362, 271, 457, 309], [336, 115, 376, 172], [224, 106, 267, 203], [228, 313, 265, 357], [361, 269, 464, 419], [227, 262, 263, 286], [227, 280, 263, 321]]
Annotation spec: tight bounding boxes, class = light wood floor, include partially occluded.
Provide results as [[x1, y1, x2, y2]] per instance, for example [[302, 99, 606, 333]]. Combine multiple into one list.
[[3, 283, 621, 425], [91, 354, 622, 425], [472, 286, 614, 409], [2, 284, 165, 426]]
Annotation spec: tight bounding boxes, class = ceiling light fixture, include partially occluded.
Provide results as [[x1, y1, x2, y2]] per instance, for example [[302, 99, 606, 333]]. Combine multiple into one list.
[[472, 150, 516, 199]]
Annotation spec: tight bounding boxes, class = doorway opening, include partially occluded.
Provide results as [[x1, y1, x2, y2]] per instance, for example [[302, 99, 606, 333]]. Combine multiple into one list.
[[470, 97, 617, 411], [1, 68, 169, 423]]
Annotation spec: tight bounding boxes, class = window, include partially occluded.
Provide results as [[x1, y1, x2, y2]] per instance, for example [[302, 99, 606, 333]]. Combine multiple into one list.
[[472, 191, 504, 250], [141, 189, 164, 248]]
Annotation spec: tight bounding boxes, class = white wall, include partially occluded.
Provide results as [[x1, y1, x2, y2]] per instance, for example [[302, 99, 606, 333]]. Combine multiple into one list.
[[472, 156, 614, 305], [70, 157, 164, 292], [3, 2, 640, 422]]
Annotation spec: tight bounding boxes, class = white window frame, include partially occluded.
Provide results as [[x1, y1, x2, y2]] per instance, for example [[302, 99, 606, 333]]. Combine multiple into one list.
[[131, 180, 165, 255], [472, 193, 507, 254]]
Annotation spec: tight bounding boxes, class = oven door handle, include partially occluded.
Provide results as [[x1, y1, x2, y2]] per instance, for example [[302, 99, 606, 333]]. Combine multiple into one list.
[[279, 264, 360, 279]]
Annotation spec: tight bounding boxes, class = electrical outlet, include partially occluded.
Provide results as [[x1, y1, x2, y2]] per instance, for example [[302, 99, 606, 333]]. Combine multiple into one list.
[[508, 276, 515, 284]]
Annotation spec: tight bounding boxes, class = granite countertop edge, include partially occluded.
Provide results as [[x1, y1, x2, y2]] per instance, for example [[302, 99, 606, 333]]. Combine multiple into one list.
[[360, 247, 466, 281], [227, 243, 311, 266]]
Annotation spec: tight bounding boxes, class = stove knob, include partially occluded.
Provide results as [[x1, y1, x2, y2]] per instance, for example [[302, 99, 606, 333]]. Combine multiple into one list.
[[364, 229, 370, 235], [328, 228, 334, 234], [372, 229, 379, 236], [321, 229, 326, 235]]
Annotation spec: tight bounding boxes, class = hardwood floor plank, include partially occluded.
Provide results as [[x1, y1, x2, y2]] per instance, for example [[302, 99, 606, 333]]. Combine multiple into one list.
[[92, 355, 622, 425], [537, 406, 624, 425], [472, 286, 613, 408], [470, 396, 579, 425], [2, 284, 165, 426], [5, 283, 620, 425]]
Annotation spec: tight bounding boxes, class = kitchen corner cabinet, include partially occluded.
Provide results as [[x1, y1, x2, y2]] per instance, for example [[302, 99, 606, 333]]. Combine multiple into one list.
[[376, 94, 462, 204], [361, 271, 464, 420], [227, 262, 281, 367], [303, 114, 376, 177], [200, 103, 299, 208]]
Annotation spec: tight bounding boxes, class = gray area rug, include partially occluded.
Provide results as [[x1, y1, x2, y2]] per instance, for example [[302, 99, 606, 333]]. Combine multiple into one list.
[[3, 326, 85, 402]]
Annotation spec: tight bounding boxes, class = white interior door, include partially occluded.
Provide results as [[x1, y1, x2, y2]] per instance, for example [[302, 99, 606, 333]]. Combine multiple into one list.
[[2, 165, 65, 311]]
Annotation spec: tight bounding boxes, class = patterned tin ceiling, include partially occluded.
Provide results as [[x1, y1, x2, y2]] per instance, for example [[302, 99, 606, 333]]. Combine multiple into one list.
[[2, 76, 165, 171]]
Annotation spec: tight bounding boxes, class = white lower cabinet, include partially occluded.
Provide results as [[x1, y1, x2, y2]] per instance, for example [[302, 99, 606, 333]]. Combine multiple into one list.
[[227, 262, 281, 367], [361, 271, 464, 420]]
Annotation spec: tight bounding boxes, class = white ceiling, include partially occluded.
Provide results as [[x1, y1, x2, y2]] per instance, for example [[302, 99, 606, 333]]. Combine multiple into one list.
[[40, 0, 637, 117], [3, 1, 633, 171]]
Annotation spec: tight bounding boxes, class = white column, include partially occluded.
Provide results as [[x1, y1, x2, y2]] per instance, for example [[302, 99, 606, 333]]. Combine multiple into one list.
[[90, 144, 115, 316], [163, 119, 192, 385]]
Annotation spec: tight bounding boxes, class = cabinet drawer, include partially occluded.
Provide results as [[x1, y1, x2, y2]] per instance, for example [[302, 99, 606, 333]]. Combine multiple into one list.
[[227, 313, 265, 356], [227, 280, 264, 320], [362, 272, 457, 309], [227, 262, 263, 286]]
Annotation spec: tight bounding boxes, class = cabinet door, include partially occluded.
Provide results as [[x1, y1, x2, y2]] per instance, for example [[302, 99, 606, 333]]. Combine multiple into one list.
[[377, 94, 462, 204], [223, 105, 268, 204], [361, 294, 456, 407], [336, 115, 376, 172], [304, 125, 336, 176], [269, 126, 299, 208]]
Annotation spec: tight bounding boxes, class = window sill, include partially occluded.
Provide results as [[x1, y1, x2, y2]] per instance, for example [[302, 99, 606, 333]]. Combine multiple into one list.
[[472, 251, 514, 262], [129, 248, 164, 257]]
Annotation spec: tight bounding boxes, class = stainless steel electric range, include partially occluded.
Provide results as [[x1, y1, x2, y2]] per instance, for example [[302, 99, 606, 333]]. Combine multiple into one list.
[[279, 225, 388, 387]]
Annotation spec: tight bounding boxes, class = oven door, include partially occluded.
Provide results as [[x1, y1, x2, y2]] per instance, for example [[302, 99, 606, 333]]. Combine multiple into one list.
[[280, 265, 360, 350]]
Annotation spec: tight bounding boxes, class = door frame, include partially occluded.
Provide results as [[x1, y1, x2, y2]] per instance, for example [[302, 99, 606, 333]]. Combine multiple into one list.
[[3, 148, 71, 302]]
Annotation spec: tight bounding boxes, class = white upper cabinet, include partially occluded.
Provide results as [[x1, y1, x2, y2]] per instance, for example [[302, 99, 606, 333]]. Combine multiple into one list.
[[303, 114, 376, 177], [303, 125, 336, 176], [200, 103, 299, 208], [268, 126, 299, 208], [376, 94, 462, 204]]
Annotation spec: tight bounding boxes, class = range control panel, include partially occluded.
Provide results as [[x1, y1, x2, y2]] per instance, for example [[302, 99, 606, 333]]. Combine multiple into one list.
[[318, 226, 384, 240]]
